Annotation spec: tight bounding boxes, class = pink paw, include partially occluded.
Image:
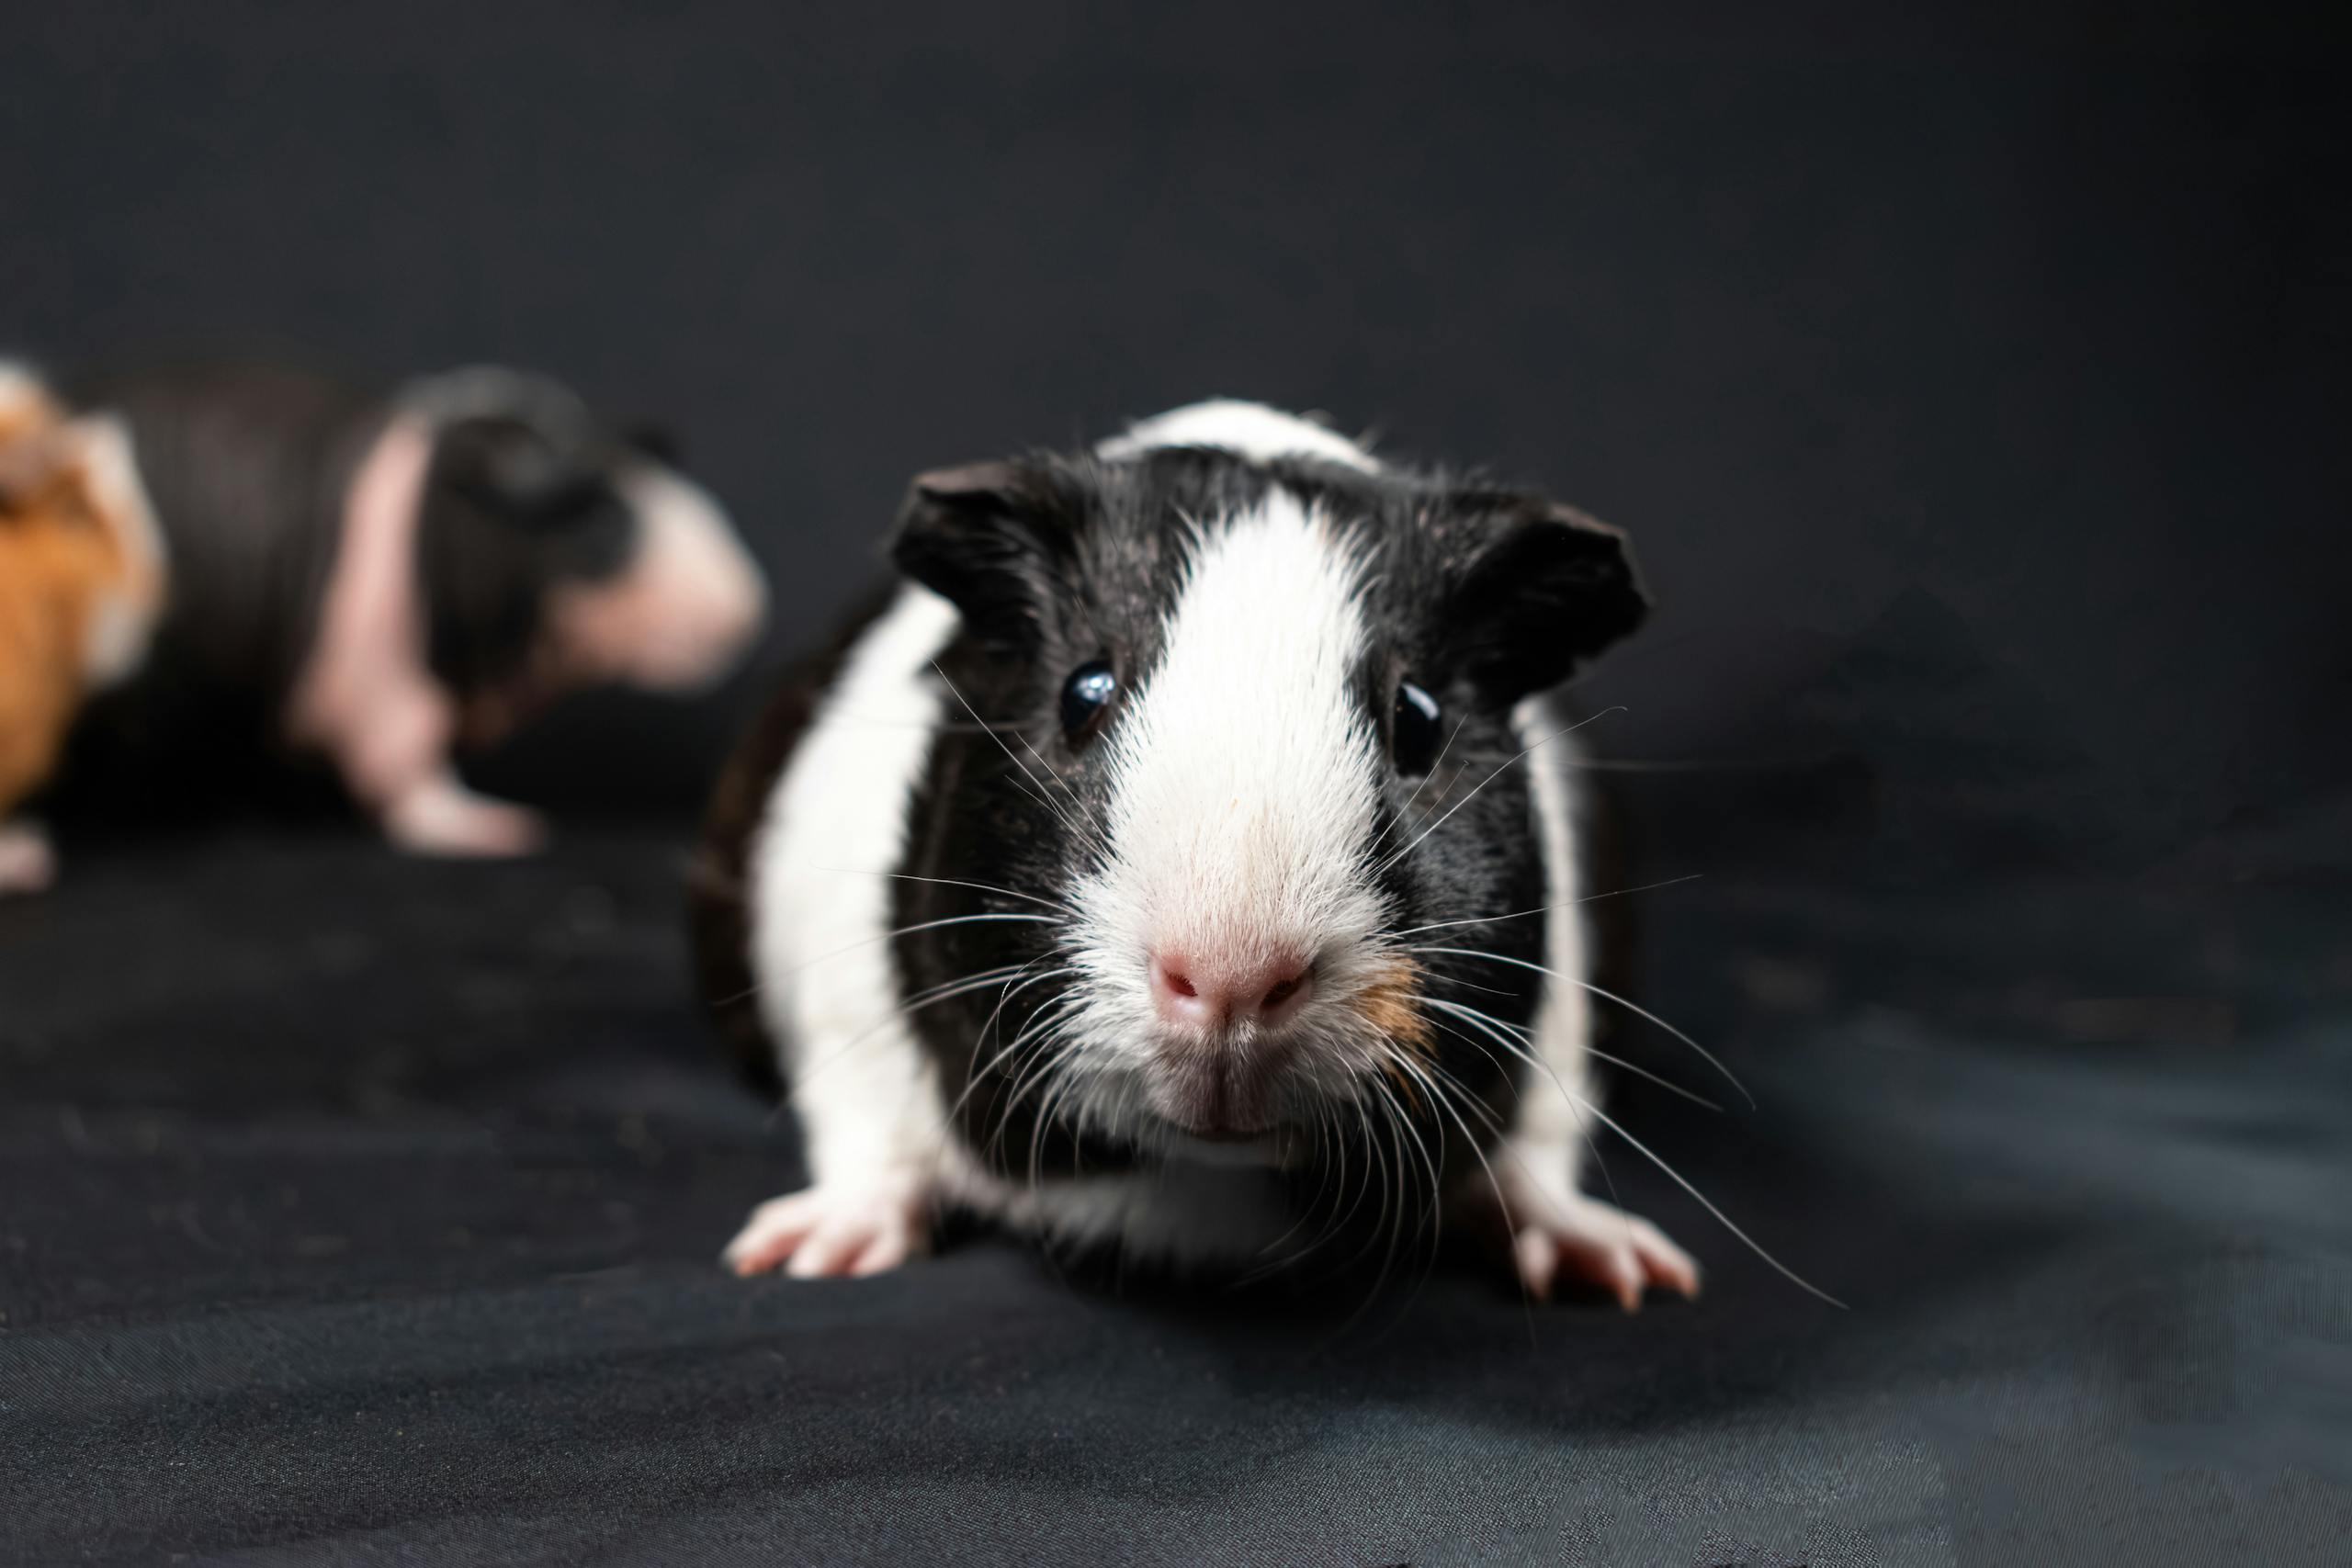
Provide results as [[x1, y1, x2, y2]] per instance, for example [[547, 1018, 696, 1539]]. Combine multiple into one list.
[[723, 1181, 931, 1280], [0, 825, 57, 897], [1513, 1195, 1700, 1312], [383, 780, 546, 859]]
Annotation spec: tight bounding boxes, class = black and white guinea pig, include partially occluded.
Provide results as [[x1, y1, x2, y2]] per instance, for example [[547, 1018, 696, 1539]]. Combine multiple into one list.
[[693, 400, 1702, 1307], [74, 361, 766, 855]]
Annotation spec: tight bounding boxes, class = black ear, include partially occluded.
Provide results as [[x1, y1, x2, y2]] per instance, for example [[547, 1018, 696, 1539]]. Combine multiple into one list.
[[889, 458, 1078, 649], [1441, 497, 1648, 702], [435, 416, 606, 526], [620, 420, 685, 470]]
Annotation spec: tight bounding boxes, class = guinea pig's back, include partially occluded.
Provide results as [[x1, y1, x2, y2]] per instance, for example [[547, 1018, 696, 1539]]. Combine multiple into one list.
[[72, 363, 387, 722]]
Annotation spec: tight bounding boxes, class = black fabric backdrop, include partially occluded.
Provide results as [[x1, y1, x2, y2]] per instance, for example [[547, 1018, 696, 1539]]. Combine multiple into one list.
[[3, 2, 2347, 1562]]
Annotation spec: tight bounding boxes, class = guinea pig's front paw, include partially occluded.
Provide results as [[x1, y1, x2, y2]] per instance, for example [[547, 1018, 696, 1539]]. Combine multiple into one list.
[[722, 1179, 932, 1280], [0, 825, 57, 897], [383, 778, 547, 859], [1511, 1195, 1700, 1313]]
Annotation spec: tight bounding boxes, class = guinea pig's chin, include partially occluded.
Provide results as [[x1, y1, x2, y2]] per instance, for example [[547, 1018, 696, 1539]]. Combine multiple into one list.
[[1138, 1042, 1295, 1143]]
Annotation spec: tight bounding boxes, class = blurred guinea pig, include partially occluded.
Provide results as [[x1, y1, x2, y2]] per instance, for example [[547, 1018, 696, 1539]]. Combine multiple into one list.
[[66, 361, 768, 858], [0, 366, 166, 896]]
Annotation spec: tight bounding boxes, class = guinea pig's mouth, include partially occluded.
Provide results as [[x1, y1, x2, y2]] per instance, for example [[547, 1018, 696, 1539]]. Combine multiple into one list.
[[1142, 1036, 1296, 1145]]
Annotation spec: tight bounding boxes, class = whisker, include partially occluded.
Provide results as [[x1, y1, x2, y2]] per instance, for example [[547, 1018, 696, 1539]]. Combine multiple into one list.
[[1368, 712, 1472, 859], [1377, 707, 1624, 874], [1389, 874, 1705, 938], [1385, 1047, 1517, 1294], [1422, 996, 1724, 1113], [933, 967, 1077, 1138], [1361, 1072, 1442, 1311], [1336, 1082, 1416, 1333], [1422, 1011, 1640, 1276], [783, 960, 1042, 1091], [933, 663, 1096, 846], [987, 1014, 1088, 1173], [810, 867, 1074, 915], [1570, 1093, 1846, 1308], [711, 912, 1062, 1005], [1408, 944, 1754, 1111]]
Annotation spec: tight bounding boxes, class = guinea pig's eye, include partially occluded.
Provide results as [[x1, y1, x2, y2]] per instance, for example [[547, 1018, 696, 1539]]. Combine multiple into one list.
[[1392, 679, 1442, 775], [1060, 659, 1119, 739]]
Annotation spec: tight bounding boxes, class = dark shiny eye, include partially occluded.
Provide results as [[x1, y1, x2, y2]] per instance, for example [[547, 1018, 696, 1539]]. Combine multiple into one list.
[[1392, 679, 1442, 774], [1060, 659, 1118, 738]]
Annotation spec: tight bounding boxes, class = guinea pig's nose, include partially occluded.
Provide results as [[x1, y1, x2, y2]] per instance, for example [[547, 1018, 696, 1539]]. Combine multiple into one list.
[[1148, 950, 1314, 1033]]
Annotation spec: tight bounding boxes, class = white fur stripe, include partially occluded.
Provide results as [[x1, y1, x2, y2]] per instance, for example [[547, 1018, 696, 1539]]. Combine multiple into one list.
[[1498, 697, 1596, 1205], [749, 585, 960, 1185], [1097, 399, 1381, 473], [1069, 488, 1391, 1075]]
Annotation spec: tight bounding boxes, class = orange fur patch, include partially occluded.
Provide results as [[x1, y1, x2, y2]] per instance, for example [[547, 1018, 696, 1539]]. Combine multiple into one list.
[[1353, 953, 1434, 1055], [0, 393, 146, 813]]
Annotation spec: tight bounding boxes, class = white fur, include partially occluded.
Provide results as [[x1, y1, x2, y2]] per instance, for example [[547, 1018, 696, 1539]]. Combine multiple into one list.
[[1057, 487, 1406, 1143], [556, 463, 766, 691], [748, 585, 962, 1190], [1501, 700, 1598, 1208], [70, 415, 169, 689], [1097, 399, 1382, 473]]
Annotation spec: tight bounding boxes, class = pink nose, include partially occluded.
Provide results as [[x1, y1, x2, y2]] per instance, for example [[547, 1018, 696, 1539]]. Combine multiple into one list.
[[1148, 951, 1315, 1032]]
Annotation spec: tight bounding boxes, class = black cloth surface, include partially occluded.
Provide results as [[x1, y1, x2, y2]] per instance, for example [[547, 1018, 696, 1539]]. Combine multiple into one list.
[[4, 829, 2345, 1564]]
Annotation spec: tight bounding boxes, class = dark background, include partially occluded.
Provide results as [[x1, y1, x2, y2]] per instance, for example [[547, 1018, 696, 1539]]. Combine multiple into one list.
[[4, 3, 2346, 1562], [8, 1, 2343, 866]]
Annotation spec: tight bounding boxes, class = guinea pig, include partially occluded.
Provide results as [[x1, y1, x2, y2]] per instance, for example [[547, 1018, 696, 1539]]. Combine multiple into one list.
[[0, 365, 166, 896], [692, 399, 1717, 1308], [70, 361, 767, 855]]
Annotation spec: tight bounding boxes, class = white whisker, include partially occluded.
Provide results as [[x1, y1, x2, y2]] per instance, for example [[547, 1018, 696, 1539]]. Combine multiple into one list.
[[1377, 707, 1624, 874], [1423, 996, 1723, 1113], [1390, 874, 1704, 938], [714, 911, 1062, 1006], [1409, 943, 1755, 1111], [811, 866, 1075, 915], [1571, 1094, 1846, 1308]]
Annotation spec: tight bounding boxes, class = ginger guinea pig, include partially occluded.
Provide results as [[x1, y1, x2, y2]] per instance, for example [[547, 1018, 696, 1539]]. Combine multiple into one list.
[[0, 366, 166, 895], [77, 363, 766, 855], [694, 400, 1770, 1308]]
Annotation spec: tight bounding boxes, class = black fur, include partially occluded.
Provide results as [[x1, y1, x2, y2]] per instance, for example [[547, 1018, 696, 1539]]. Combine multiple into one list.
[[704, 433, 1649, 1264], [68, 364, 383, 740], [415, 400, 639, 696]]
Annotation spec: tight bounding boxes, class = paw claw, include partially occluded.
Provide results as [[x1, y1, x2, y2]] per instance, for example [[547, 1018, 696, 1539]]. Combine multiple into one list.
[[1509, 1196, 1700, 1311], [724, 1181, 929, 1280]]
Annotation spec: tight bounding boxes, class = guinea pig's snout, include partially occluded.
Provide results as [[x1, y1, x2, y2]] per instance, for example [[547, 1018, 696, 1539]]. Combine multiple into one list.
[[1147, 949, 1315, 1034], [1142, 946, 1316, 1139]]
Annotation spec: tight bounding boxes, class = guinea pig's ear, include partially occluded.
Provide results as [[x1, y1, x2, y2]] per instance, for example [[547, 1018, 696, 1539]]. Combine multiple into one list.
[[1439, 495, 1648, 703], [436, 416, 606, 526], [890, 458, 1078, 649], [619, 421, 685, 470]]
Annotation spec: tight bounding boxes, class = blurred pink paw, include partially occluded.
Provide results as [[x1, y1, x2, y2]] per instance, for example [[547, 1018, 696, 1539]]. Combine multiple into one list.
[[723, 1179, 931, 1280]]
